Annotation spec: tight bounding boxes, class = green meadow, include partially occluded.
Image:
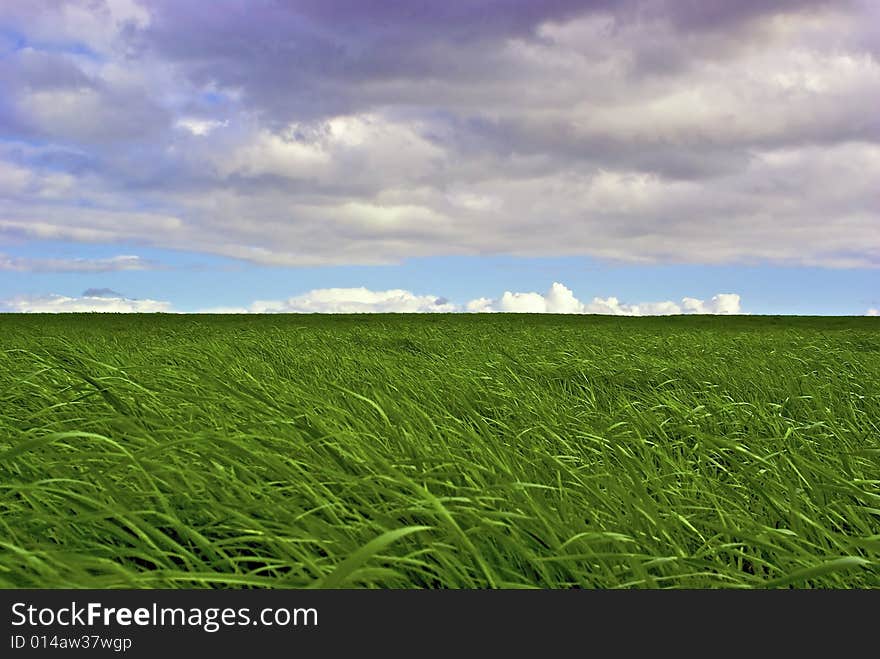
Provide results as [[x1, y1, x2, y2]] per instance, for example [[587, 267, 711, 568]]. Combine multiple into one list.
[[1, 313, 878, 588]]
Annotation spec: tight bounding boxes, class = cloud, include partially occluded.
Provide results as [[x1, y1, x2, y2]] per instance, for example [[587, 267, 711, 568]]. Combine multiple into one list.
[[3, 293, 172, 313], [466, 282, 585, 314], [681, 294, 743, 315], [2, 282, 744, 315], [176, 117, 228, 136], [82, 288, 123, 298], [0, 1, 877, 268], [467, 282, 742, 315], [0, 254, 158, 272], [200, 287, 458, 314], [867, 308, 879, 316]]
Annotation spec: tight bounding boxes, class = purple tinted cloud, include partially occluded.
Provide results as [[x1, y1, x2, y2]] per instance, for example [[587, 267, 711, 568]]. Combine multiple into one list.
[[0, 0, 877, 268]]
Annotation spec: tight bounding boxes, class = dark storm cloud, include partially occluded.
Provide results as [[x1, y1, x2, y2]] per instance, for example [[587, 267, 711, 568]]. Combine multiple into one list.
[[0, 0, 878, 268]]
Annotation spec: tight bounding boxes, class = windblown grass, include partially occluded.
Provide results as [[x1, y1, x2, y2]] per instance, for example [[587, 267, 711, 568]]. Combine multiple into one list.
[[1, 313, 878, 588]]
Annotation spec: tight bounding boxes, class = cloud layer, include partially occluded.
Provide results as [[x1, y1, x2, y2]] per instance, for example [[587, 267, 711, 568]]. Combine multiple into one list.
[[0, 253, 156, 272], [4, 292, 171, 313], [201, 288, 457, 314], [2, 283, 742, 316], [467, 282, 741, 315], [1, 1, 878, 267]]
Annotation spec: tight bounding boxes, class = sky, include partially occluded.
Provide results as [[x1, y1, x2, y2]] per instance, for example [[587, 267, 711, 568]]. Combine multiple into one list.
[[0, 0, 878, 315]]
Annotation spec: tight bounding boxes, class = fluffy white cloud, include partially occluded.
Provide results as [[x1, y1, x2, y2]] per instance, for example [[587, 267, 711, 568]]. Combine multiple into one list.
[[1, 284, 741, 315], [215, 114, 444, 184], [468, 282, 742, 315], [466, 282, 588, 313], [199, 287, 457, 314], [681, 294, 743, 315], [867, 308, 879, 316], [3, 293, 172, 313]]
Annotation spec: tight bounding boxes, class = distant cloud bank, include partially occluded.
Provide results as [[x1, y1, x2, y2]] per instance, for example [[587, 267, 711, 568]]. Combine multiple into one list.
[[199, 288, 458, 314], [467, 282, 741, 315], [1, 283, 743, 316], [3, 293, 171, 313]]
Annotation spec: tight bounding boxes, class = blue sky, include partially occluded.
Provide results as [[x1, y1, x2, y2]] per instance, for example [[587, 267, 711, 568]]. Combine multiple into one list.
[[3, 240, 876, 315], [1, 1, 878, 315]]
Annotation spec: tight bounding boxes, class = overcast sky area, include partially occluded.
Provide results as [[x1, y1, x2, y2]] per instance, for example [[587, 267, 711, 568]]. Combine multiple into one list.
[[0, 0, 878, 315]]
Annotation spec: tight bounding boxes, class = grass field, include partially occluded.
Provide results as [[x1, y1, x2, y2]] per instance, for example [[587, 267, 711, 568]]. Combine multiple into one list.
[[1, 313, 878, 588]]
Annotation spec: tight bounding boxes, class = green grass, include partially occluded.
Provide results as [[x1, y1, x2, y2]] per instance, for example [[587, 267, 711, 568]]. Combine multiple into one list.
[[1, 313, 878, 588]]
